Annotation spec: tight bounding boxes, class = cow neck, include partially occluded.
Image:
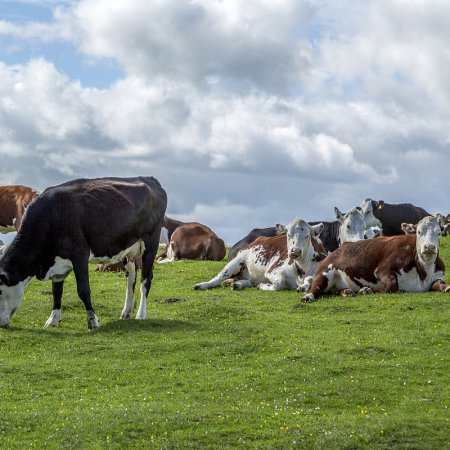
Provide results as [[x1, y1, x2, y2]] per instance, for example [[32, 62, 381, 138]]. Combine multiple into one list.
[[292, 239, 316, 276], [1, 226, 50, 282], [414, 241, 438, 281]]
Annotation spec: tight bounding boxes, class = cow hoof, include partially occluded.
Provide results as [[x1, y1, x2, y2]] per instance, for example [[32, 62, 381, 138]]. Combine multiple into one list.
[[340, 289, 355, 297], [120, 312, 131, 320], [231, 282, 243, 290], [44, 310, 61, 328], [444, 286, 450, 293], [301, 293, 315, 303], [87, 311, 99, 330], [358, 287, 372, 295], [193, 283, 206, 290]]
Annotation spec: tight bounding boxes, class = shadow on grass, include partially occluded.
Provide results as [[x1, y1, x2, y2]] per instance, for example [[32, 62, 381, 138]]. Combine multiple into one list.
[[8, 318, 195, 337]]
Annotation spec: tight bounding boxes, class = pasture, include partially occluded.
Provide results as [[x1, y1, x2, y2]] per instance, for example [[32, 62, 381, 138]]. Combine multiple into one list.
[[1, 240, 449, 449]]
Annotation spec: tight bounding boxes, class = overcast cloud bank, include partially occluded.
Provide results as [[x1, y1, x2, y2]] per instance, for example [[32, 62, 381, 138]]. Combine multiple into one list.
[[0, 0, 449, 244]]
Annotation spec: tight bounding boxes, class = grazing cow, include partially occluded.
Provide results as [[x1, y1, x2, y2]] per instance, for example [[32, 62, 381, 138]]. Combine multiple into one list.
[[301, 216, 449, 303], [158, 222, 226, 262], [360, 198, 430, 236], [193, 218, 327, 292], [0, 185, 40, 233], [0, 176, 167, 329], [228, 225, 284, 260]]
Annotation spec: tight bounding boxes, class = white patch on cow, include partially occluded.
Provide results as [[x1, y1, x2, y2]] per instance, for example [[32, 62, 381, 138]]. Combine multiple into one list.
[[89, 240, 146, 264], [44, 309, 61, 328], [0, 278, 31, 327], [135, 282, 147, 320], [336, 208, 366, 245], [397, 267, 438, 292], [159, 227, 169, 246], [43, 257, 73, 282], [120, 260, 136, 319], [87, 310, 99, 329]]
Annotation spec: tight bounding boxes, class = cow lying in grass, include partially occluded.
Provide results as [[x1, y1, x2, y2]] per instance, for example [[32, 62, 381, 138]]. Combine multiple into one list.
[[301, 216, 450, 302], [193, 218, 327, 292]]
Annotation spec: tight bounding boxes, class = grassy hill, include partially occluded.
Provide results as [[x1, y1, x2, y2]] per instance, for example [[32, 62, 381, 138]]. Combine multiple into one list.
[[0, 239, 449, 449]]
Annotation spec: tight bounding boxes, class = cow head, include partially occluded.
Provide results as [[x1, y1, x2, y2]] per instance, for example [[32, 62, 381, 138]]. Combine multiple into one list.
[[282, 218, 323, 262], [401, 222, 416, 235], [334, 207, 366, 245], [0, 271, 29, 327], [415, 216, 441, 263], [359, 198, 383, 229]]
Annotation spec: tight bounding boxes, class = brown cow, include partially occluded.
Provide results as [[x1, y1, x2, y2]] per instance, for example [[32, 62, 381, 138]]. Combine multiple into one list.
[[158, 222, 226, 262], [0, 185, 40, 232], [301, 216, 450, 302]]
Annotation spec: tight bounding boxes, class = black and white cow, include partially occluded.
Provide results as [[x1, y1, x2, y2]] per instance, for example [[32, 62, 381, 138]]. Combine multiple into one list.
[[0, 176, 167, 329], [193, 218, 327, 292], [360, 198, 430, 236], [301, 216, 450, 302]]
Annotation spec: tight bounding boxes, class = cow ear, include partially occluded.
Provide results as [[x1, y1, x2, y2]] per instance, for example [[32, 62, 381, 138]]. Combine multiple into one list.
[[275, 224, 286, 235], [334, 207, 344, 221], [401, 223, 415, 235], [377, 200, 385, 209], [311, 223, 324, 237]]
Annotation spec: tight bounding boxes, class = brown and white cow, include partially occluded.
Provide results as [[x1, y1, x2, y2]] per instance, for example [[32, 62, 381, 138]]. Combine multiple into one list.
[[0, 185, 40, 233], [193, 218, 327, 292], [158, 222, 226, 262], [301, 216, 450, 302]]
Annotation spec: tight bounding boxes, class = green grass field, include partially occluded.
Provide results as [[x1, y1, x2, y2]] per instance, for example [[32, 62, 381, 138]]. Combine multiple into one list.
[[1, 239, 449, 449]]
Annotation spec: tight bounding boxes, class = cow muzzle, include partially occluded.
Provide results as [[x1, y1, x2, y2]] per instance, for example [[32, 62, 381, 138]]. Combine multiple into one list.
[[289, 249, 303, 259], [422, 243, 437, 255]]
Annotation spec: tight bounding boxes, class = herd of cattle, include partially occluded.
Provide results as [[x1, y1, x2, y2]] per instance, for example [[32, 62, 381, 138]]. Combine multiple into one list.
[[0, 177, 449, 330]]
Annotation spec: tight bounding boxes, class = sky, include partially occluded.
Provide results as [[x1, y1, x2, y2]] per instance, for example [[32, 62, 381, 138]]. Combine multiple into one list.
[[0, 0, 449, 245]]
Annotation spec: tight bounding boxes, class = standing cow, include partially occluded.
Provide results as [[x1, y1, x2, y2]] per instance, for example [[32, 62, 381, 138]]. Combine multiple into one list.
[[360, 198, 430, 236], [301, 216, 450, 302], [0, 176, 167, 329], [0, 185, 40, 232]]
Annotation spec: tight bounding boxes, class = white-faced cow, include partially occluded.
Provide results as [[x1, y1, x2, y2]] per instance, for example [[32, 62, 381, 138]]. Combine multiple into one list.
[[360, 198, 430, 236], [0, 176, 167, 329], [301, 216, 450, 302], [0, 185, 40, 233], [193, 218, 327, 292], [158, 222, 226, 263], [227, 207, 367, 259]]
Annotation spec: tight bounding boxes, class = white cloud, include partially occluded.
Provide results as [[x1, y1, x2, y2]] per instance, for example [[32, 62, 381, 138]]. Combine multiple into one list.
[[0, 0, 449, 244]]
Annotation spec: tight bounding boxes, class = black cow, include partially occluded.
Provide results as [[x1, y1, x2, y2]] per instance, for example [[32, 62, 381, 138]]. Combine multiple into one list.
[[0, 176, 167, 329], [360, 198, 430, 236]]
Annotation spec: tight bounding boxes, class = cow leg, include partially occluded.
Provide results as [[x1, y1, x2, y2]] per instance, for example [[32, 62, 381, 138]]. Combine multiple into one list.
[[231, 279, 254, 290], [339, 288, 355, 297], [373, 268, 399, 293], [44, 280, 64, 328], [193, 256, 246, 290], [430, 279, 450, 292], [136, 228, 160, 320], [296, 276, 314, 293], [301, 269, 334, 302], [72, 256, 98, 330], [120, 259, 137, 319]]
